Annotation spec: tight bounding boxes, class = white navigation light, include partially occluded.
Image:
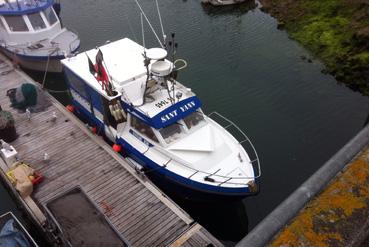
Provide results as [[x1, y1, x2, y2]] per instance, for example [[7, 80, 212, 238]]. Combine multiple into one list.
[[146, 48, 167, 60], [151, 61, 172, 77]]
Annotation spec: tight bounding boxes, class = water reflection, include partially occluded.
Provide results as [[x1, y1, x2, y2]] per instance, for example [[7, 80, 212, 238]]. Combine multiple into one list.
[[23, 70, 71, 105], [201, 0, 258, 17], [172, 195, 249, 244]]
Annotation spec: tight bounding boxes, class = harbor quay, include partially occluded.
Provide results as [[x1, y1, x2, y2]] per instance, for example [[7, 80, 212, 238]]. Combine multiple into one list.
[[0, 53, 223, 247], [237, 121, 369, 246], [269, 144, 369, 247]]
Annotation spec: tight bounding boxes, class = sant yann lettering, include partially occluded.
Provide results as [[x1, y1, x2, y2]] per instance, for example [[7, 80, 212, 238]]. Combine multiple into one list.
[[160, 101, 196, 123]]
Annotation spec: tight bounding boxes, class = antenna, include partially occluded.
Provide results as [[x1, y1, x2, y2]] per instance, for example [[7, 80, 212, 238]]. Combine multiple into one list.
[[140, 13, 145, 50], [133, 0, 164, 49], [155, 0, 166, 45]]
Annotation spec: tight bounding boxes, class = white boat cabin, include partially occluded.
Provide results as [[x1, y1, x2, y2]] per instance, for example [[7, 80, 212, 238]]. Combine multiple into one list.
[[0, 0, 79, 67]]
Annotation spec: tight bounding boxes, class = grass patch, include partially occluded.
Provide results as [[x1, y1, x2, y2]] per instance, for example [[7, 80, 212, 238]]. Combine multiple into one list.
[[260, 0, 369, 95]]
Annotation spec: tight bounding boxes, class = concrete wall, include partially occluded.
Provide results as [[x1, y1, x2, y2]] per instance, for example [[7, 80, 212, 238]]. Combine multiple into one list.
[[237, 124, 369, 247]]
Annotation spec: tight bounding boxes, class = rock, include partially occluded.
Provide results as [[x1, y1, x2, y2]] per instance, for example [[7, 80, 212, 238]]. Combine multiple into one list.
[[354, 27, 369, 47], [277, 21, 285, 29]]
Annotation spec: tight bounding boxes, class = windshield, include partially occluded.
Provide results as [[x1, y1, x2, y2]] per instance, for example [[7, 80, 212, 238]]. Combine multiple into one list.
[[183, 111, 205, 130], [159, 123, 185, 144], [28, 13, 46, 30], [131, 115, 158, 143], [43, 7, 58, 26], [4, 16, 28, 32]]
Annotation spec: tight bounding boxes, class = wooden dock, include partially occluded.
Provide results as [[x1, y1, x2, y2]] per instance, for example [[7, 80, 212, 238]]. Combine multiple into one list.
[[0, 54, 223, 247]]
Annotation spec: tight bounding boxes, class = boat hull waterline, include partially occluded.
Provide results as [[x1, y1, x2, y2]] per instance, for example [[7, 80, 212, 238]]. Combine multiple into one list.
[[70, 92, 259, 201]]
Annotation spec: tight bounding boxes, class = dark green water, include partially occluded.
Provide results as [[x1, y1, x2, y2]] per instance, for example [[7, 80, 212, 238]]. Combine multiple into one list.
[[2, 0, 369, 245]]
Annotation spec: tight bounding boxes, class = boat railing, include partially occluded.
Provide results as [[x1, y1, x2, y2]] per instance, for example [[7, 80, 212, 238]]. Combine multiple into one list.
[[207, 111, 261, 178], [66, 27, 80, 53], [144, 112, 261, 187]]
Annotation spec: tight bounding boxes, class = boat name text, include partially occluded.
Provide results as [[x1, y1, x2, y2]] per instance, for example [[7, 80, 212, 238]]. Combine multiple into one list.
[[160, 101, 196, 123]]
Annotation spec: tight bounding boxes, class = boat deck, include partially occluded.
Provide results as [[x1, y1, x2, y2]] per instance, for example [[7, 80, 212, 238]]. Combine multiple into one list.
[[0, 54, 223, 247]]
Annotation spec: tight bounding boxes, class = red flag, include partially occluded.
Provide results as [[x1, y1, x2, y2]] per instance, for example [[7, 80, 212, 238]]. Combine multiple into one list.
[[86, 50, 113, 95]]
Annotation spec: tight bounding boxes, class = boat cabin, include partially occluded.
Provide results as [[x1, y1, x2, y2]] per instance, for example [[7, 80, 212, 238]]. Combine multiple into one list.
[[0, 0, 62, 44], [62, 38, 205, 148]]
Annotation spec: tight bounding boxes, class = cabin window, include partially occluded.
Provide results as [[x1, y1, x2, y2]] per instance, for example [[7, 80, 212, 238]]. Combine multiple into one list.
[[4, 16, 28, 32], [131, 116, 158, 143], [0, 19, 5, 30], [159, 123, 184, 144], [183, 111, 205, 130], [43, 7, 58, 26], [65, 69, 88, 99], [28, 13, 46, 30]]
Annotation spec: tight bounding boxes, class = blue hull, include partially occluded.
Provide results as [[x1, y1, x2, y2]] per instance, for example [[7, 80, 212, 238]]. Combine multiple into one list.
[[71, 99, 259, 201]]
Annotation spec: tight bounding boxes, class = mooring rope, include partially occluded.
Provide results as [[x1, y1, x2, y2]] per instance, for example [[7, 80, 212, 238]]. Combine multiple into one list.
[[42, 54, 51, 89]]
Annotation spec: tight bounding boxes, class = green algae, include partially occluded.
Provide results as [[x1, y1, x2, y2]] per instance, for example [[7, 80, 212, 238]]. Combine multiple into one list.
[[260, 0, 369, 95]]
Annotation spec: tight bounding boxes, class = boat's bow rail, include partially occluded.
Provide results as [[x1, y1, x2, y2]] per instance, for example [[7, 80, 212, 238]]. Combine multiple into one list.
[[0, 28, 79, 57], [207, 111, 261, 180], [2, 40, 63, 56], [139, 111, 261, 188], [50, 27, 80, 54]]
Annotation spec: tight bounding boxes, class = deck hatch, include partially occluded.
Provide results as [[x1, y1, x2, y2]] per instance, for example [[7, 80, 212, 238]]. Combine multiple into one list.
[[44, 187, 129, 247]]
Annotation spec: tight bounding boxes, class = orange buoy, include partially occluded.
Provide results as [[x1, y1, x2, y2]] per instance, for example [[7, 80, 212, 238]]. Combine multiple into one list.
[[66, 105, 74, 113], [112, 144, 122, 153]]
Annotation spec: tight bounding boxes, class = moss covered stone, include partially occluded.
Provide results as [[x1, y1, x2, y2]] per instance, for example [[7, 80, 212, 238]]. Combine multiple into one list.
[[260, 0, 369, 95]]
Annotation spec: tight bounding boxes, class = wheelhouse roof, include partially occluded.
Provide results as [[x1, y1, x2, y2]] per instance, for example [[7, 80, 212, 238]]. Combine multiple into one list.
[[0, 0, 53, 15], [62, 38, 150, 87], [62, 37, 202, 129]]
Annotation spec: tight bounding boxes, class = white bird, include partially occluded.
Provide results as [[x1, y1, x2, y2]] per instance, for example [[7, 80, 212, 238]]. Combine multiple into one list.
[[26, 108, 31, 121], [51, 112, 57, 122], [43, 152, 49, 161]]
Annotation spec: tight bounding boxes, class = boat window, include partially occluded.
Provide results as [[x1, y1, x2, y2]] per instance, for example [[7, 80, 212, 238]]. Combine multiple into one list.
[[0, 19, 5, 29], [183, 111, 205, 130], [65, 69, 89, 99], [43, 7, 58, 26], [3, 16, 28, 32], [131, 116, 158, 143], [159, 123, 184, 144], [28, 12, 46, 30]]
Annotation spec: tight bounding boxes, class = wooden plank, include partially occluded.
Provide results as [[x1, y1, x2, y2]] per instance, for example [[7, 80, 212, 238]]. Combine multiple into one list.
[[112, 192, 158, 227], [90, 176, 137, 202], [123, 201, 169, 236], [131, 210, 181, 246], [108, 185, 152, 219], [167, 223, 202, 247], [148, 218, 188, 247], [34, 154, 113, 199]]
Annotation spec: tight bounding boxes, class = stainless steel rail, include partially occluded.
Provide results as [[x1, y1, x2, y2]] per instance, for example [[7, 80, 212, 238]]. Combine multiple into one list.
[[141, 111, 261, 187], [208, 111, 261, 179]]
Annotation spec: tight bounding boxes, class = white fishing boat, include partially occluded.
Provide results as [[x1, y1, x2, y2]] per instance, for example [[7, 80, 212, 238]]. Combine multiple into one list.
[[61, 1, 261, 200], [0, 0, 80, 72], [61, 39, 261, 200], [201, 0, 248, 6]]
